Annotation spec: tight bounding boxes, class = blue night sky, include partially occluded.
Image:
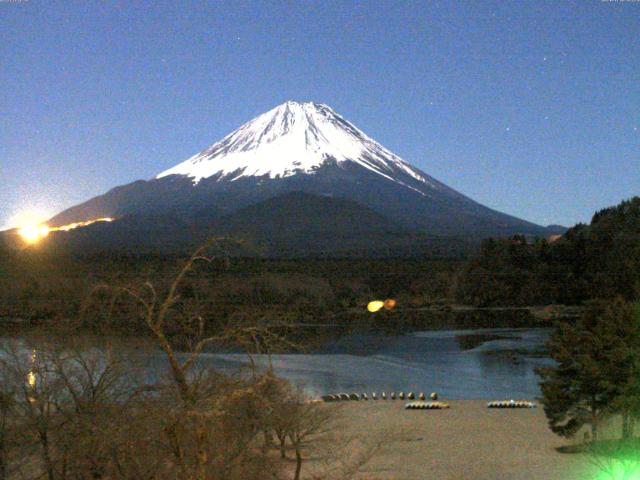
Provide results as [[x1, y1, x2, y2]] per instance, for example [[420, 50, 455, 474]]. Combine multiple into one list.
[[1, 0, 639, 229]]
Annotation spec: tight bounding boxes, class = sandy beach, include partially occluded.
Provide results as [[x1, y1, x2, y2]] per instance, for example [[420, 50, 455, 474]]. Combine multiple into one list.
[[312, 400, 597, 480]]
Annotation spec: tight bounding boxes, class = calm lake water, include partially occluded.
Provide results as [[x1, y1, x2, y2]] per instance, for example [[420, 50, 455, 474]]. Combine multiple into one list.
[[146, 327, 553, 400], [3, 327, 552, 400]]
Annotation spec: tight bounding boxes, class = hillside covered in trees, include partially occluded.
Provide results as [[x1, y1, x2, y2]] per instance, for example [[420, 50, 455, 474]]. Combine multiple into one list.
[[1, 197, 638, 330], [455, 197, 640, 306]]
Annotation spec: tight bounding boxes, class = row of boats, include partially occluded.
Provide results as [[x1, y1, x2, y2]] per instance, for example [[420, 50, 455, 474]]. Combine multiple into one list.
[[322, 391, 436, 402], [405, 401, 450, 409], [321, 392, 536, 409], [404, 399, 536, 409], [486, 400, 536, 408]]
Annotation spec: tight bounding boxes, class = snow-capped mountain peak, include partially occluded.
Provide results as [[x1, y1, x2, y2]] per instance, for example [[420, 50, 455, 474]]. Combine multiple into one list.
[[47, 100, 551, 241], [156, 101, 434, 193]]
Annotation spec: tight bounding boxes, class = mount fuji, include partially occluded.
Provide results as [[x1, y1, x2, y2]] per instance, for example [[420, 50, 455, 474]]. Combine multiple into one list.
[[156, 101, 441, 193], [46, 101, 560, 255]]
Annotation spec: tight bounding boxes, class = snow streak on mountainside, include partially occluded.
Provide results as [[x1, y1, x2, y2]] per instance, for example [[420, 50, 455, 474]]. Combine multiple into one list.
[[46, 99, 556, 244], [156, 101, 441, 195]]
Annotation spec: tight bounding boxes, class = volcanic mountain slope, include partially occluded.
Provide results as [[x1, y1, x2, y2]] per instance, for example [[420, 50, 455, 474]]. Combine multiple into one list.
[[40, 192, 470, 257], [49, 101, 557, 239], [209, 192, 471, 257]]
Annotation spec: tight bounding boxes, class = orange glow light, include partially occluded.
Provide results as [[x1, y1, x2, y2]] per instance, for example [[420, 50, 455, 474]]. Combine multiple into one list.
[[17, 217, 114, 244], [384, 299, 397, 310]]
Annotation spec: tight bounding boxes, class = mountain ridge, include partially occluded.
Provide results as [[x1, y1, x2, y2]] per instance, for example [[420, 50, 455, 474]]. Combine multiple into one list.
[[27, 192, 472, 258], [48, 100, 559, 243]]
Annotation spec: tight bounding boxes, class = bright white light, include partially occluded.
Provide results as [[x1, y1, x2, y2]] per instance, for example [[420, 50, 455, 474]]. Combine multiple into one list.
[[15, 217, 114, 245], [367, 301, 385, 313], [18, 224, 50, 244], [27, 371, 36, 388]]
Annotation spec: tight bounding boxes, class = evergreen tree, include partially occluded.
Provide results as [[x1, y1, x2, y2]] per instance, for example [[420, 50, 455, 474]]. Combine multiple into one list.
[[537, 299, 639, 440], [611, 301, 640, 438]]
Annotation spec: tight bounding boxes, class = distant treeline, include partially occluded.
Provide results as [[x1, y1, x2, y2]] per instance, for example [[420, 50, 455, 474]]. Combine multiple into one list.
[[1, 197, 638, 329], [455, 197, 640, 306], [0, 247, 463, 331]]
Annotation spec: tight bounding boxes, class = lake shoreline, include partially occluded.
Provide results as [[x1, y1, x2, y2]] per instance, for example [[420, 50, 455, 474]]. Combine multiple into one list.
[[0, 305, 562, 336], [1, 326, 553, 399]]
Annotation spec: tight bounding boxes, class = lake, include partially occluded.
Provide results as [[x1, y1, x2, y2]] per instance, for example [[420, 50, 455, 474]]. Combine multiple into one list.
[[144, 327, 553, 400], [3, 326, 552, 400]]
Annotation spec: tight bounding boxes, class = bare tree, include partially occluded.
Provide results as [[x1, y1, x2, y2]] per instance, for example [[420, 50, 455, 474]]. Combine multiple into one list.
[[114, 242, 296, 480], [0, 384, 14, 480], [286, 397, 332, 480], [2, 343, 67, 480], [0, 242, 339, 480]]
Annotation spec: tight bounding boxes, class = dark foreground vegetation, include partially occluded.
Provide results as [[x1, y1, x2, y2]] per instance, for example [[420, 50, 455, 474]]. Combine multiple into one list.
[[538, 299, 640, 479], [0, 197, 638, 478], [539, 299, 640, 440], [0, 249, 388, 480]]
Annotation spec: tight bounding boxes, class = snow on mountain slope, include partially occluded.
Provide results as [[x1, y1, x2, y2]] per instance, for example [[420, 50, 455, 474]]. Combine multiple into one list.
[[156, 101, 439, 195], [47, 100, 552, 240]]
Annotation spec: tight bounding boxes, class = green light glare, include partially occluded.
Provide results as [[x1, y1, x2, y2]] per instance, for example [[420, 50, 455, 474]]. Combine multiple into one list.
[[593, 459, 640, 480]]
